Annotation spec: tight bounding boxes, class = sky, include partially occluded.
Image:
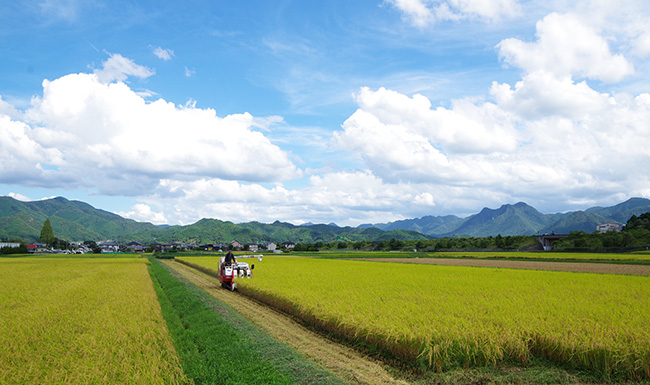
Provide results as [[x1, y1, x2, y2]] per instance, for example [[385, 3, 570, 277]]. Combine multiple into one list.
[[1, 0, 649, 227]]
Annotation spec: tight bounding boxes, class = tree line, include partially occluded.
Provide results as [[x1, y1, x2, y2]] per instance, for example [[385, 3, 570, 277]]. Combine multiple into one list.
[[5, 213, 650, 254], [293, 234, 538, 252], [553, 212, 650, 251]]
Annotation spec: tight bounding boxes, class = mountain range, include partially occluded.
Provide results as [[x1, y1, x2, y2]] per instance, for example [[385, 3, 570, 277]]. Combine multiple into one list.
[[363, 198, 650, 237], [1, 196, 649, 244], [0, 196, 426, 244]]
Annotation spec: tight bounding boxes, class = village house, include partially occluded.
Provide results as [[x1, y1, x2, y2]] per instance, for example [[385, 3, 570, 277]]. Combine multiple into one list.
[[281, 242, 295, 250], [0, 242, 21, 249], [98, 241, 119, 253], [262, 242, 277, 251], [596, 223, 623, 233]]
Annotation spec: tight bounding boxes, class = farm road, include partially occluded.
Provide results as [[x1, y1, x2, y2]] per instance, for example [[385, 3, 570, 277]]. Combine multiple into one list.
[[359, 258, 650, 276], [163, 260, 410, 385]]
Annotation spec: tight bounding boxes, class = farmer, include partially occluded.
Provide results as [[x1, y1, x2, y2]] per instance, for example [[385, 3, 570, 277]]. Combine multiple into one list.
[[224, 251, 237, 266]]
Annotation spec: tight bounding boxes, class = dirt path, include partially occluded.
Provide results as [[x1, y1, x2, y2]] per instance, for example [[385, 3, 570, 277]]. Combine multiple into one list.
[[162, 260, 410, 385], [358, 258, 650, 276]]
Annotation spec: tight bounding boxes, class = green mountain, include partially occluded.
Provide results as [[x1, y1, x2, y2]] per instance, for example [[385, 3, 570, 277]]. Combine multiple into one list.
[[540, 198, 650, 234], [367, 198, 650, 237], [0, 196, 159, 242], [450, 202, 553, 237], [0, 196, 428, 244], [2, 195, 649, 243], [361, 214, 465, 235]]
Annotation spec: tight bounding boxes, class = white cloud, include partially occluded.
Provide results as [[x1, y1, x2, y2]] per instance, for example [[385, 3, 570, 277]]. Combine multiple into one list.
[[0, 115, 66, 184], [387, 0, 521, 27], [184, 66, 196, 77], [8, 192, 33, 202], [497, 12, 634, 83], [387, 0, 434, 27], [0, 55, 300, 198], [490, 71, 613, 120], [333, 87, 517, 183], [118, 203, 168, 225], [0, 96, 22, 120], [94, 53, 155, 83], [152, 47, 174, 61], [331, 83, 650, 215], [133, 172, 449, 226]]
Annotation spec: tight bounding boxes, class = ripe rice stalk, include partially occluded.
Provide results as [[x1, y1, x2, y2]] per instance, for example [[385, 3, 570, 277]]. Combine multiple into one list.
[[0, 257, 189, 385], [179, 255, 650, 380]]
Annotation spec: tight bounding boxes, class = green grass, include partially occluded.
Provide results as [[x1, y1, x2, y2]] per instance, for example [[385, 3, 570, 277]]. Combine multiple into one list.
[[148, 257, 345, 385]]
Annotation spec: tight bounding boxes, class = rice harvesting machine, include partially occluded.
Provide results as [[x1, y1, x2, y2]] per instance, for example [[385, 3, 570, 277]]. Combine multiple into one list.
[[217, 254, 262, 291]]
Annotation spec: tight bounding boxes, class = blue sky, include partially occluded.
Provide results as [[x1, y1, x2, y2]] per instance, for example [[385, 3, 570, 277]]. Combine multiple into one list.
[[1, 0, 649, 226]]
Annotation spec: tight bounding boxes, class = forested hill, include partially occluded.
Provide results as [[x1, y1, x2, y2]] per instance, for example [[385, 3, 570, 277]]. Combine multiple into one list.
[[0, 196, 160, 242], [362, 198, 650, 237], [0, 196, 428, 243], [2, 196, 649, 243]]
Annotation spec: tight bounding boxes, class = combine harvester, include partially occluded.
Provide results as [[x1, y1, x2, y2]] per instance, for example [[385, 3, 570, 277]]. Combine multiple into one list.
[[217, 254, 263, 291]]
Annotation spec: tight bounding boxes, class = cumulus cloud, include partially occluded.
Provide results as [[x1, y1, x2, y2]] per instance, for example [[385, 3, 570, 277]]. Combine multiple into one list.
[[118, 203, 168, 225], [330, 6, 648, 215], [497, 12, 634, 83], [137, 172, 446, 226], [333, 87, 517, 183], [332, 82, 650, 213], [490, 71, 613, 120], [8, 192, 33, 202], [387, 0, 521, 26], [0, 54, 300, 198], [152, 47, 174, 61]]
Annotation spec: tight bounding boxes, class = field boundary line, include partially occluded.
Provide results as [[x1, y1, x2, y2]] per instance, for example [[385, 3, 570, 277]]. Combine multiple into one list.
[[164, 259, 411, 385], [354, 258, 650, 275]]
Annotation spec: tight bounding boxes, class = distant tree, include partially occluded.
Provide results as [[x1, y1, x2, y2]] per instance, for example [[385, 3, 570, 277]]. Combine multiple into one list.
[[84, 240, 101, 254], [625, 212, 650, 231], [39, 218, 55, 246], [0, 243, 27, 254], [495, 234, 505, 249], [52, 238, 70, 250], [387, 238, 403, 250]]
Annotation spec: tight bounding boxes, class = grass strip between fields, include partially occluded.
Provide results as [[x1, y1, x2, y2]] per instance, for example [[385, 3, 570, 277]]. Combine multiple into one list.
[[147, 257, 345, 385]]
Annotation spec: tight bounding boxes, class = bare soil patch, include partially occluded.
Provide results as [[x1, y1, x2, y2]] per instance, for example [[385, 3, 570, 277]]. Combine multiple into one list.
[[359, 258, 650, 276], [163, 260, 410, 385]]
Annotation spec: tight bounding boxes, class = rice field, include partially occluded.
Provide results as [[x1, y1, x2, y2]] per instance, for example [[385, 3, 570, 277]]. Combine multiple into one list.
[[428, 251, 650, 261], [0, 256, 188, 384], [179, 256, 650, 380]]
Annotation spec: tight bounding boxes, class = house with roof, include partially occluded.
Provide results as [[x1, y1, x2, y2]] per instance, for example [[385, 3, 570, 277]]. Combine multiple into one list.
[[596, 223, 623, 233], [262, 242, 277, 251], [281, 242, 295, 250], [245, 243, 259, 252], [98, 241, 119, 253], [126, 241, 144, 253]]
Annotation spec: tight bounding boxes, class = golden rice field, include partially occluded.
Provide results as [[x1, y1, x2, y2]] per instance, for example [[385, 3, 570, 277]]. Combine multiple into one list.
[[0, 257, 188, 385], [428, 251, 650, 261], [178, 256, 650, 379]]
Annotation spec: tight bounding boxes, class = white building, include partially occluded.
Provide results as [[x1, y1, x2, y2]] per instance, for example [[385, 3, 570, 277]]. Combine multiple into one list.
[[0, 242, 21, 249], [596, 223, 623, 233]]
